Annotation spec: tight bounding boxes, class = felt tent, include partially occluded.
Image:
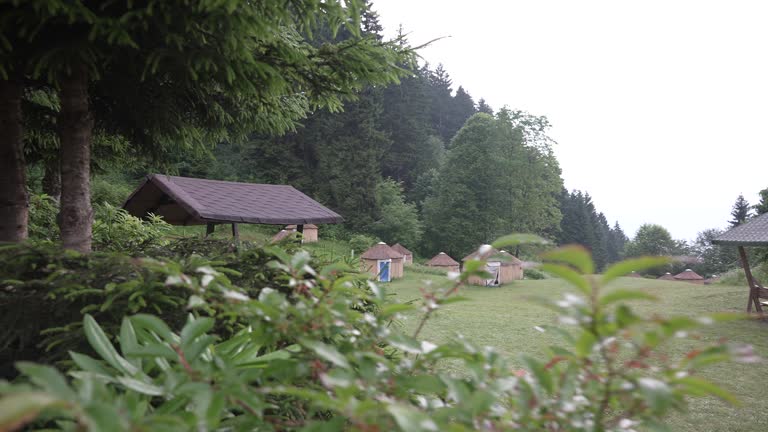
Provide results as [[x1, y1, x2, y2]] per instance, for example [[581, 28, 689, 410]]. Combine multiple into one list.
[[462, 246, 523, 286], [361, 242, 404, 282], [426, 252, 460, 273]]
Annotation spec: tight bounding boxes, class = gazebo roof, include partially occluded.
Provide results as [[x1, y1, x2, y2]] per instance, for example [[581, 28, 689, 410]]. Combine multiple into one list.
[[123, 174, 342, 226], [391, 243, 413, 256], [712, 213, 768, 246], [361, 242, 403, 260], [426, 252, 459, 267]]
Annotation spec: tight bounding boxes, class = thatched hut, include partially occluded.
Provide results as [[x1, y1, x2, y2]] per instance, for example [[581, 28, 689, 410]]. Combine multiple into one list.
[[391, 243, 413, 265], [674, 269, 704, 284], [426, 252, 460, 273], [361, 242, 404, 282], [462, 246, 524, 286], [657, 272, 675, 281], [286, 224, 319, 243]]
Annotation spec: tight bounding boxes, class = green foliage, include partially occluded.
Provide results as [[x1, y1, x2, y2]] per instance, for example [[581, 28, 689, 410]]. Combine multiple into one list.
[[27, 194, 58, 241], [423, 112, 563, 256], [369, 179, 423, 247], [90, 175, 134, 207], [2, 235, 749, 431], [729, 194, 752, 227], [691, 228, 739, 277], [524, 268, 547, 280], [348, 234, 379, 254], [92, 204, 170, 255], [755, 187, 768, 215]]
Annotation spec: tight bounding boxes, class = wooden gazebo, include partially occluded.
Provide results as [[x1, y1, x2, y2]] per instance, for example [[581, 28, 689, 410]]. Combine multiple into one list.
[[713, 213, 768, 313], [123, 174, 342, 240]]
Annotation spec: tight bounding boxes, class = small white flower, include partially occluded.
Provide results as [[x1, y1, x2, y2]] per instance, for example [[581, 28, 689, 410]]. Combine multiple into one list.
[[196, 266, 216, 275], [697, 316, 715, 325], [619, 418, 636, 429], [638, 377, 667, 391], [201, 274, 214, 288], [534, 326, 545, 333], [674, 331, 688, 338], [421, 341, 438, 354], [675, 371, 688, 379], [258, 287, 276, 301]]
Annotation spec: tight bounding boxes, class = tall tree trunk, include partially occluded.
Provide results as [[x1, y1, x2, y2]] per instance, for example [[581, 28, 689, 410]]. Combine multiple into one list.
[[42, 156, 61, 202], [0, 79, 28, 242], [58, 65, 93, 252]]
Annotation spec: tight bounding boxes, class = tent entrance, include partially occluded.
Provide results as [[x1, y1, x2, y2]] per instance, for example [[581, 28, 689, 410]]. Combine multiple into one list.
[[378, 259, 391, 282], [486, 262, 501, 286]]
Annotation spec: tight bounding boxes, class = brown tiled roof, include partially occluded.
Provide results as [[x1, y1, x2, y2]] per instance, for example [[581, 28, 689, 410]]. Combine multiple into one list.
[[462, 246, 522, 266], [123, 174, 342, 225], [426, 252, 459, 267], [712, 213, 768, 246], [361, 242, 403, 260], [391, 243, 413, 256], [674, 269, 704, 280]]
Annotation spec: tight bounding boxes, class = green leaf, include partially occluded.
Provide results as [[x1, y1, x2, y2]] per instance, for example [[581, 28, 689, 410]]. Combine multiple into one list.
[[83, 314, 138, 376], [130, 314, 175, 343], [492, 233, 549, 249], [116, 377, 165, 396], [542, 245, 594, 274], [0, 392, 65, 431], [540, 263, 590, 295], [15, 363, 75, 400], [69, 352, 113, 376], [380, 303, 414, 317], [638, 377, 674, 413], [181, 317, 215, 345], [387, 334, 422, 354], [599, 289, 657, 306], [574, 331, 597, 358], [675, 376, 739, 405], [301, 339, 350, 369], [387, 404, 439, 432], [602, 256, 670, 285], [521, 355, 554, 394]]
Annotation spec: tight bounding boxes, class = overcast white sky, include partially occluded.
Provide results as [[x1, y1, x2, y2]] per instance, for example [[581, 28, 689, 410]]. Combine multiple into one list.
[[375, 0, 768, 241]]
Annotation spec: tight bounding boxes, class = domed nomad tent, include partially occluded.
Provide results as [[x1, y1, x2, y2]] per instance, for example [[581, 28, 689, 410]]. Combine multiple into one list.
[[657, 272, 675, 281], [462, 246, 523, 286], [426, 252, 460, 273], [361, 242, 404, 282], [673, 269, 704, 284], [391, 243, 413, 265]]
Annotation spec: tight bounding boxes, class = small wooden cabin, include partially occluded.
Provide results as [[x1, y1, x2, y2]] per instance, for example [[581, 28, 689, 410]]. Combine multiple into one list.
[[426, 252, 460, 273], [286, 224, 319, 243], [271, 229, 293, 243], [674, 269, 704, 284], [462, 246, 523, 286], [657, 272, 675, 281], [361, 242, 404, 282], [391, 243, 414, 265]]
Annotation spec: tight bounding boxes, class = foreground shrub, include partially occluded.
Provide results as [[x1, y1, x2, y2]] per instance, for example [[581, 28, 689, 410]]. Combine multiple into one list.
[[0, 236, 753, 431], [0, 242, 301, 378]]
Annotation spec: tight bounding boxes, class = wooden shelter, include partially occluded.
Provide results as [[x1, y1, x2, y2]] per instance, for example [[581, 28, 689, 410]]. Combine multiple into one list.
[[673, 269, 704, 284], [657, 272, 675, 281], [361, 242, 404, 282], [713, 213, 768, 313], [391, 243, 413, 265], [426, 252, 460, 273], [286, 224, 318, 243], [462, 246, 524, 286], [123, 174, 342, 241]]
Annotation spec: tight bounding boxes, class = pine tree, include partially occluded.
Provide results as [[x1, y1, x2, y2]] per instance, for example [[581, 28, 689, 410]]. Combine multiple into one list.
[[729, 194, 752, 227], [477, 98, 494, 115], [754, 188, 768, 215]]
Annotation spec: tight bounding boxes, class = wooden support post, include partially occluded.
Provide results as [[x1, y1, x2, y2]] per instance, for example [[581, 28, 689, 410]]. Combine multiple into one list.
[[296, 224, 304, 245], [231, 223, 239, 242], [737, 246, 762, 314], [206, 223, 215, 238]]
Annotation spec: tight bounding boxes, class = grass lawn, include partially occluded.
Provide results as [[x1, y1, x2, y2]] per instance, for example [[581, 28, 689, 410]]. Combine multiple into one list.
[[387, 269, 768, 432]]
